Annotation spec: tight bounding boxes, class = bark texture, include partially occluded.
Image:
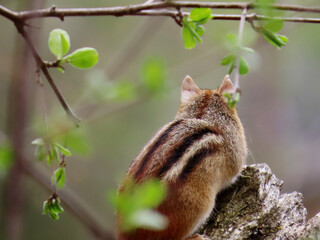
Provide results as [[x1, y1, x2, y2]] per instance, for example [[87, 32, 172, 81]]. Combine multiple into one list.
[[197, 164, 320, 239]]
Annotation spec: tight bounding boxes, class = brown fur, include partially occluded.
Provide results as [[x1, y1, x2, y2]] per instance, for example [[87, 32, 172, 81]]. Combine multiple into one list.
[[117, 75, 247, 240]]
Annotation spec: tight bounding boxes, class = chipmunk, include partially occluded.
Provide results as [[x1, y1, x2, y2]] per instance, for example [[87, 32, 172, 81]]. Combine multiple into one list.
[[117, 75, 247, 240]]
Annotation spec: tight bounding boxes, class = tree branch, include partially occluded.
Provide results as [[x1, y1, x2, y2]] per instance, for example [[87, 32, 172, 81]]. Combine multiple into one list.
[[14, 22, 81, 127], [22, 161, 115, 240], [0, 4, 18, 22], [134, 11, 320, 24], [233, 7, 247, 93], [0, 1, 318, 126], [0, 2, 320, 23]]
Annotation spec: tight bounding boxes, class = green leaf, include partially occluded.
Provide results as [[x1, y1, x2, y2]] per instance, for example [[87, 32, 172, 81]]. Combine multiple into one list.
[[142, 58, 166, 93], [54, 167, 66, 189], [189, 8, 212, 23], [47, 144, 59, 166], [239, 56, 249, 75], [48, 29, 70, 59], [64, 47, 99, 69], [195, 25, 205, 37], [226, 33, 238, 46], [278, 34, 288, 43], [53, 144, 60, 162], [52, 197, 64, 213], [31, 138, 45, 146], [57, 67, 65, 73], [110, 191, 135, 217], [182, 17, 204, 49], [134, 179, 167, 209], [224, 92, 240, 109], [112, 177, 168, 232], [0, 144, 13, 174], [55, 143, 72, 156], [221, 54, 236, 66], [43, 196, 64, 220], [262, 29, 286, 49], [264, 19, 283, 33], [225, 33, 239, 51], [49, 211, 59, 220], [188, 22, 202, 43], [129, 209, 168, 231], [227, 57, 236, 74], [35, 145, 46, 161], [182, 25, 196, 49], [42, 200, 50, 215], [241, 47, 255, 53]]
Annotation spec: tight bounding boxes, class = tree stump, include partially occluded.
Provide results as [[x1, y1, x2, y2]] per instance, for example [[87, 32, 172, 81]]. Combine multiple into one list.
[[198, 164, 320, 239]]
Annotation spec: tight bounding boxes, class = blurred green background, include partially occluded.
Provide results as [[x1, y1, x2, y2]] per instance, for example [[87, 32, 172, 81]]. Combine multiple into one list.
[[0, 0, 320, 239]]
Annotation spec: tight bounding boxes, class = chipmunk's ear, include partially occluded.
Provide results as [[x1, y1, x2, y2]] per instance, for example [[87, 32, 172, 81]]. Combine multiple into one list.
[[218, 75, 234, 95], [181, 75, 200, 105]]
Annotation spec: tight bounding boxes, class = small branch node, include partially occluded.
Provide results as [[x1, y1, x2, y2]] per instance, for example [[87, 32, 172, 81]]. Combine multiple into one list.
[[44, 60, 62, 68], [177, 7, 183, 21], [50, 5, 56, 13], [247, 14, 260, 32], [173, 7, 184, 27], [14, 20, 25, 34]]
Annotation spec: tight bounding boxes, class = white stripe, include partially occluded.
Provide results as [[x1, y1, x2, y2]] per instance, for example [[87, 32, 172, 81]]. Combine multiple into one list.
[[162, 133, 222, 182]]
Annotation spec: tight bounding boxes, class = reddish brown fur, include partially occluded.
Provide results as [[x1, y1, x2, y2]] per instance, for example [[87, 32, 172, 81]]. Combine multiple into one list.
[[195, 90, 211, 119], [117, 75, 247, 240]]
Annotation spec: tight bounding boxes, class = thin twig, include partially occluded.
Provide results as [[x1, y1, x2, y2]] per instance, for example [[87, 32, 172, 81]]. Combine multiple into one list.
[[22, 162, 115, 240], [14, 23, 81, 127], [134, 11, 320, 24], [233, 8, 247, 92]]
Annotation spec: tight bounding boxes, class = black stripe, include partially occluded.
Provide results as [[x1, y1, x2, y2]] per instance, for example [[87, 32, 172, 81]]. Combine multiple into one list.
[[134, 119, 183, 178], [178, 147, 216, 181], [156, 128, 215, 178]]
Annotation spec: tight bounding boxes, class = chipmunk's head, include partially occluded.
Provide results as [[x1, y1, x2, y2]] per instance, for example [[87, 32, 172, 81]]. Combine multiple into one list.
[[176, 75, 239, 124]]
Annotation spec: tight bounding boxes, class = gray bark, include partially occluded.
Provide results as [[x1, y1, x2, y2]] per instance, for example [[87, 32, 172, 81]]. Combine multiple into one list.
[[197, 164, 320, 239]]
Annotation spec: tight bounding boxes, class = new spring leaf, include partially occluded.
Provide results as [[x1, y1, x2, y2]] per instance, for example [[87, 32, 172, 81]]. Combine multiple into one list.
[[262, 29, 287, 49], [221, 54, 236, 66], [54, 167, 66, 189], [189, 8, 213, 24], [43, 196, 64, 220], [182, 23, 197, 49], [264, 19, 283, 32], [111, 178, 168, 232], [181, 8, 213, 49], [64, 47, 99, 69], [239, 56, 249, 75], [55, 143, 72, 156], [48, 29, 70, 59]]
